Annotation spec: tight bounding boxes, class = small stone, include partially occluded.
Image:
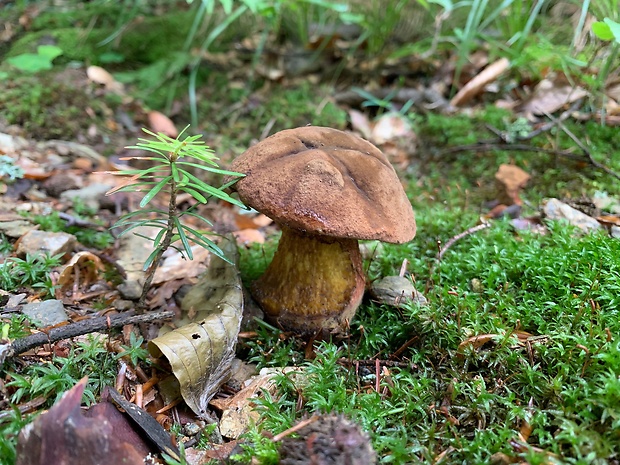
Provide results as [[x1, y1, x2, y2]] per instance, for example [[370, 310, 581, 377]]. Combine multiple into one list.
[[370, 276, 427, 308], [21, 300, 69, 328], [182, 422, 202, 436], [16, 230, 76, 258], [112, 299, 134, 311], [0, 220, 34, 238], [542, 198, 601, 233], [118, 280, 143, 300], [60, 183, 114, 210], [42, 173, 81, 198], [611, 226, 620, 239]]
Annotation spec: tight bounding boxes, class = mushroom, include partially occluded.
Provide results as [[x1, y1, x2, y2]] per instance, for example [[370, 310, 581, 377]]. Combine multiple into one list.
[[229, 126, 415, 334]]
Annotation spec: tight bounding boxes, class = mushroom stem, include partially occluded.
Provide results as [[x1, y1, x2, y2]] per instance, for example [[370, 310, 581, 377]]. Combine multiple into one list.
[[252, 226, 366, 334]]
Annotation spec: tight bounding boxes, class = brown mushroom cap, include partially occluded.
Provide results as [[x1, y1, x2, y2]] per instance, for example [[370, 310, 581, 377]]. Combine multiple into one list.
[[230, 126, 416, 243]]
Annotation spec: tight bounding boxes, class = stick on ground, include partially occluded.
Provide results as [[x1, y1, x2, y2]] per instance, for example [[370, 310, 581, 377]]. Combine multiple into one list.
[[1, 311, 174, 363]]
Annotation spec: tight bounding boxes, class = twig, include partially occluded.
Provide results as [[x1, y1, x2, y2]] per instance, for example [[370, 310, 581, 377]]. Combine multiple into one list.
[[58, 212, 106, 231], [337, 357, 414, 368], [272, 415, 320, 442], [549, 112, 620, 182], [3, 311, 174, 360], [438, 143, 585, 160], [437, 223, 492, 261]]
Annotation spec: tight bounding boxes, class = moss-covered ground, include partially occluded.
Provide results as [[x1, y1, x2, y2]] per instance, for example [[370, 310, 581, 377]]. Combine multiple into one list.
[[1, 1, 620, 464]]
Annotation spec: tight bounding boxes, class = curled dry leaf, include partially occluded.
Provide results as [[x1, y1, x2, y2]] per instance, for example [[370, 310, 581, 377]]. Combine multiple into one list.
[[56, 251, 105, 288], [451, 57, 510, 107], [148, 237, 243, 418]]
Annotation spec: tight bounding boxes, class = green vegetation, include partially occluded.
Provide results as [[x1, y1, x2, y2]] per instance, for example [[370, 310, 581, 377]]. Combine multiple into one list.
[[108, 127, 245, 306], [0, 253, 62, 298], [31, 209, 114, 250], [237, 222, 620, 463], [1, 0, 619, 463]]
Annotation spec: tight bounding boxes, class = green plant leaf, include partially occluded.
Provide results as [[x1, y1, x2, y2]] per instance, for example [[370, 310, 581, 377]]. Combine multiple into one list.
[[140, 175, 172, 207], [593, 22, 614, 41], [181, 187, 208, 203], [37, 45, 63, 60], [6, 54, 53, 73], [605, 18, 620, 43], [174, 217, 193, 260]]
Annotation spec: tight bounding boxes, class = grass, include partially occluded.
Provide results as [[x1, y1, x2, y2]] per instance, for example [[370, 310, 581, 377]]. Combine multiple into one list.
[[1, 1, 620, 463], [237, 220, 620, 464]]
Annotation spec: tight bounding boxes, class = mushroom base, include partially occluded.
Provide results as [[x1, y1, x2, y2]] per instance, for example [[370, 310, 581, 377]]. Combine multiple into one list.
[[252, 226, 365, 334]]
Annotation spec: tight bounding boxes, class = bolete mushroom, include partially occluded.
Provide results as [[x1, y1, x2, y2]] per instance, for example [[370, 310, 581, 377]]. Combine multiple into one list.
[[229, 126, 415, 334]]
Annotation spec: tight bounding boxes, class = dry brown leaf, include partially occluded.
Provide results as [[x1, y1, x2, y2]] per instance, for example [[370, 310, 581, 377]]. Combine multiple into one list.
[[147, 111, 178, 138], [152, 246, 210, 285], [597, 215, 620, 226], [210, 367, 303, 438], [458, 334, 498, 352], [495, 164, 531, 206], [234, 212, 273, 230], [520, 79, 588, 115], [57, 251, 105, 288], [148, 237, 243, 418], [451, 57, 510, 107]]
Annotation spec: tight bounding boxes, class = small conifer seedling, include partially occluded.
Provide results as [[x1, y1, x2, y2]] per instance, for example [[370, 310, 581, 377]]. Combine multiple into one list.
[[107, 126, 244, 307]]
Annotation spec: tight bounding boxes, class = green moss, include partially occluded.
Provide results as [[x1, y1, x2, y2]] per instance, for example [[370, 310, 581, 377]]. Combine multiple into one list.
[[2, 75, 117, 140]]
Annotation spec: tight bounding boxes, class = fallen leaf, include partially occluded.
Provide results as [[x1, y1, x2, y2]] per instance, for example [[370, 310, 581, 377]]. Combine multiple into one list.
[[148, 237, 243, 418], [520, 79, 588, 115], [596, 214, 620, 226], [458, 334, 498, 352], [152, 246, 210, 284], [16, 378, 154, 465], [210, 367, 303, 438], [57, 251, 105, 288], [495, 164, 531, 206], [147, 111, 178, 138], [349, 109, 373, 140], [451, 57, 510, 107]]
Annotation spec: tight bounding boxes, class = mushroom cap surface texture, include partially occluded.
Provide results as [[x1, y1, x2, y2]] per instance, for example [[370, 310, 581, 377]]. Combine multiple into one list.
[[230, 126, 416, 243]]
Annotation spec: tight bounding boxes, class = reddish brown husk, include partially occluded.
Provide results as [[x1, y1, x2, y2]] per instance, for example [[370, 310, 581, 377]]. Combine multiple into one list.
[[252, 226, 365, 334]]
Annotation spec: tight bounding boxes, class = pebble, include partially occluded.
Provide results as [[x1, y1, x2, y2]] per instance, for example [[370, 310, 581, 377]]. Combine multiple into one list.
[[21, 300, 69, 328], [16, 230, 76, 258], [60, 183, 114, 210], [370, 276, 428, 308], [542, 198, 601, 233]]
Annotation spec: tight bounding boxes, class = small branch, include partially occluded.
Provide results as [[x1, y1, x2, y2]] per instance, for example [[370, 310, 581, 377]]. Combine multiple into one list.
[[549, 112, 620, 182], [438, 223, 492, 261], [438, 143, 585, 161], [3, 311, 174, 360], [272, 415, 320, 442]]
